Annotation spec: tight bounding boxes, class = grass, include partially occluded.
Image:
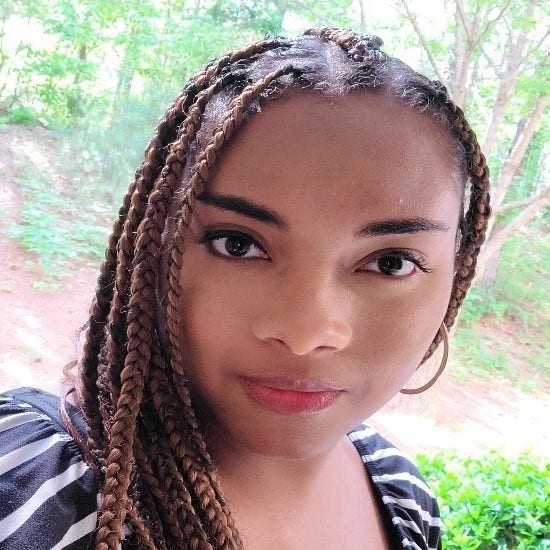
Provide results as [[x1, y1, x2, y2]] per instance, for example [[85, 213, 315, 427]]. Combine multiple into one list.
[[451, 327, 513, 379], [7, 167, 109, 287], [451, 222, 549, 386]]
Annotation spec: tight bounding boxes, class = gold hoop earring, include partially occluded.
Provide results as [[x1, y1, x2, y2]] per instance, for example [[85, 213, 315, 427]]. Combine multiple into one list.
[[400, 324, 449, 395]]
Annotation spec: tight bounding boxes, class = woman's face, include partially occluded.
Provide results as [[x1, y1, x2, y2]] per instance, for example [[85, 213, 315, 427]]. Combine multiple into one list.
[[176, 92, 461, 460]]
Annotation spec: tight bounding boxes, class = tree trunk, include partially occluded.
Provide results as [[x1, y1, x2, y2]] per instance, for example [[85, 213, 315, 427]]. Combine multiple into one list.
[[488, 95, 549, 236], [449, 0, 483, 107], [481, 0, 538, 158], [358, 0, 367, 33], [475, 186, 550, 282], [109, 46, 136, 130], [450, 1, 465, 102], [476, 236, 502, 288], [464, 48, 480, 109]]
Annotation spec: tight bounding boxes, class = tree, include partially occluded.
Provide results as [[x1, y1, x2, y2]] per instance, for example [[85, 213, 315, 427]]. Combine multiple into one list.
[[396, 0, 549, 287], [1, 0, 547, 269]]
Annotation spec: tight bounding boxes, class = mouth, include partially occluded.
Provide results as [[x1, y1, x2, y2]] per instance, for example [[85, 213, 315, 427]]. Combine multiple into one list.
[[240, 376, 345, 415]]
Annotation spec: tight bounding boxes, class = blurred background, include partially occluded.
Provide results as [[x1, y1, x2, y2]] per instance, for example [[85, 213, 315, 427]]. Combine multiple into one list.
[[0, 1, 548, 547]]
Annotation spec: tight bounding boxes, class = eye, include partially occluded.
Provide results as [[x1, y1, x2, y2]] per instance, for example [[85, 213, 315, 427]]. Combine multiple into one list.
[[359, 251, 430, 277], [200, 229, 268, 260]]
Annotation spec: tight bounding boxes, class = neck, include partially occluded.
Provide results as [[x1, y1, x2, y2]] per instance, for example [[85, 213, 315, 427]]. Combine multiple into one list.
[[205, 424, 351, 500], [203, 423, 376, 549]]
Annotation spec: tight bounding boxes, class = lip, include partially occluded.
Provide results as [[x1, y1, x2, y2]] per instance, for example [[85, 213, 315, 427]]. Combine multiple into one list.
[[241, 376, 345, 415]]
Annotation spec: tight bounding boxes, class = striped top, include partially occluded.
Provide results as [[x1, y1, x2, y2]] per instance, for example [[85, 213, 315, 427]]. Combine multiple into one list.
[[0, 388, 441, 549]]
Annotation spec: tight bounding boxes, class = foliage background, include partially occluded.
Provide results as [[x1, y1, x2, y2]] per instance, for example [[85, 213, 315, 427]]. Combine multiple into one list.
[[0, 1, 548, 547], [1, 0, 547, 378], [418, 452, 550, 549]]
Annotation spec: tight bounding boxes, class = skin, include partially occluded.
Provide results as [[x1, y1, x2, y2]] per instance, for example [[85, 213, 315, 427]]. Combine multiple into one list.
[[175, 92, 462, 548]]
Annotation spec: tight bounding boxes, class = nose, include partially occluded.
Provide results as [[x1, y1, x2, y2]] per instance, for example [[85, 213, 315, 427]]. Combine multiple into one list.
[[252, 270, 353, 356]]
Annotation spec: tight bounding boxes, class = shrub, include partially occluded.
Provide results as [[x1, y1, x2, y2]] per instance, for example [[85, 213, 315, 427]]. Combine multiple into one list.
[[416, 452, 550, 549], [3, 106, 39, 126], [8, 169, 109, 284]]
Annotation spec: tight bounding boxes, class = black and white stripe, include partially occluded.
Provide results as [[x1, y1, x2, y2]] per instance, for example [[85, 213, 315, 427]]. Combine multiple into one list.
[[0, 389, 97, 550], [348, 424, 442, 550], [0, 390, 441, 550]]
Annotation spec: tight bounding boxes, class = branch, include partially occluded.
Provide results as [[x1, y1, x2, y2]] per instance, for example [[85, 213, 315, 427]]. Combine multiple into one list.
[[397, 0, 447, 84], [491, 96, 549, 207], [481, 187, 550, 261], [494, 191, 549, 215], [480, 46, 502, 77], [521, 29, 549, 66], [454, 0, 472, 45], [358, 0, 367, 33], [474, 0, 514, 48]]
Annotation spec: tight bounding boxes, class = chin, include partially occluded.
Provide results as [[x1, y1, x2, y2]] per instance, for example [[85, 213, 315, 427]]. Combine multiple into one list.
[[223, 412, 361, 462], [245, 434, 339, 461]]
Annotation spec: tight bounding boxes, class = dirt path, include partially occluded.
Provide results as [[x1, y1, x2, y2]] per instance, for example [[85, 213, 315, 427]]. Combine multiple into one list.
[[1, 124, 549, 459], [0, 125, 98, 394]]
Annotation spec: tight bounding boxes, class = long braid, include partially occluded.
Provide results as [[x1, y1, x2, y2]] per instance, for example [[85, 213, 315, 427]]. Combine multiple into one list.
[[94, 161, 176, 546], [124, 498, 159, 550], [79, 96, 189, 464], [143, 349, 215, 545], [139, 423, 209, 545], [445, 107, 491, 323], [164, 65, 301, 550], [127, 463, 171, 550], [70, 28, 491, 549], [78, 36, 289, 464], [95, 178, 178, 546], [133, 436, 186, 543], [79, 195, 133, 463], [101, 81, 212, 408]]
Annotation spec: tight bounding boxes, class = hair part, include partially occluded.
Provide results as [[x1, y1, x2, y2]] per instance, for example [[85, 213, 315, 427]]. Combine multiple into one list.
[[73, 27, 490, 549]]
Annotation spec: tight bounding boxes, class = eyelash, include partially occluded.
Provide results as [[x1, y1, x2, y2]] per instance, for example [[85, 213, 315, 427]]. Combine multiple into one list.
[[199, 229, 267, 259], [199, 229, 431, 277], [358, 250, 431, 277]]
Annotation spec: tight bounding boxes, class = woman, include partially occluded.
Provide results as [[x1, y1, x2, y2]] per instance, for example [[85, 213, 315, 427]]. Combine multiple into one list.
[[0, 27, 490, 549]]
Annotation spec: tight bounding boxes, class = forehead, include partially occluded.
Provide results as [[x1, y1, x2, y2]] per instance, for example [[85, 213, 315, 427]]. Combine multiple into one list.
[[205, 92, 460, 229]]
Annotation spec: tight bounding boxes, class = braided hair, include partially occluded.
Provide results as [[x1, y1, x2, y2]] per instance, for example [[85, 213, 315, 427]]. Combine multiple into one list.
[[72, 27, 490, 549]]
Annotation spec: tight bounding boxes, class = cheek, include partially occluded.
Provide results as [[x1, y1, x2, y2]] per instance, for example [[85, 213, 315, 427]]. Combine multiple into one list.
[[175, 290, 222, 407], [176, 264, 251, 382], [355, 263, 455, 382]]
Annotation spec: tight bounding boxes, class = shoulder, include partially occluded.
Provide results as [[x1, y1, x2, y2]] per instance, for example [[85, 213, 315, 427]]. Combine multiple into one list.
[[0, 388, 97, 550], [348, 424, 441, 550]]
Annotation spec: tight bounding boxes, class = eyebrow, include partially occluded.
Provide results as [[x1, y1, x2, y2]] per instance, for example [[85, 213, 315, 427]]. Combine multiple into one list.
[[197, 191, 287, 228], [358, 218, 449, 236], [197, 191, 448, 236]]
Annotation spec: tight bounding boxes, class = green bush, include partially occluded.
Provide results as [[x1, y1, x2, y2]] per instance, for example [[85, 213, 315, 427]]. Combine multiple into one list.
[[416, 452, 550, 549], [7, 168, 109, 284], [452, 223, 549, 382], [2, 106, 39, 126]]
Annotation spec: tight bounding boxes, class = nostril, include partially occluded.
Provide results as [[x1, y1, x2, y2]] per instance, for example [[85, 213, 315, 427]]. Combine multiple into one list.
[[253, 316, 352, 355], [265, 338, 339, 356], [315, 345, 335, 353], [270, 338, 289, 349]]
